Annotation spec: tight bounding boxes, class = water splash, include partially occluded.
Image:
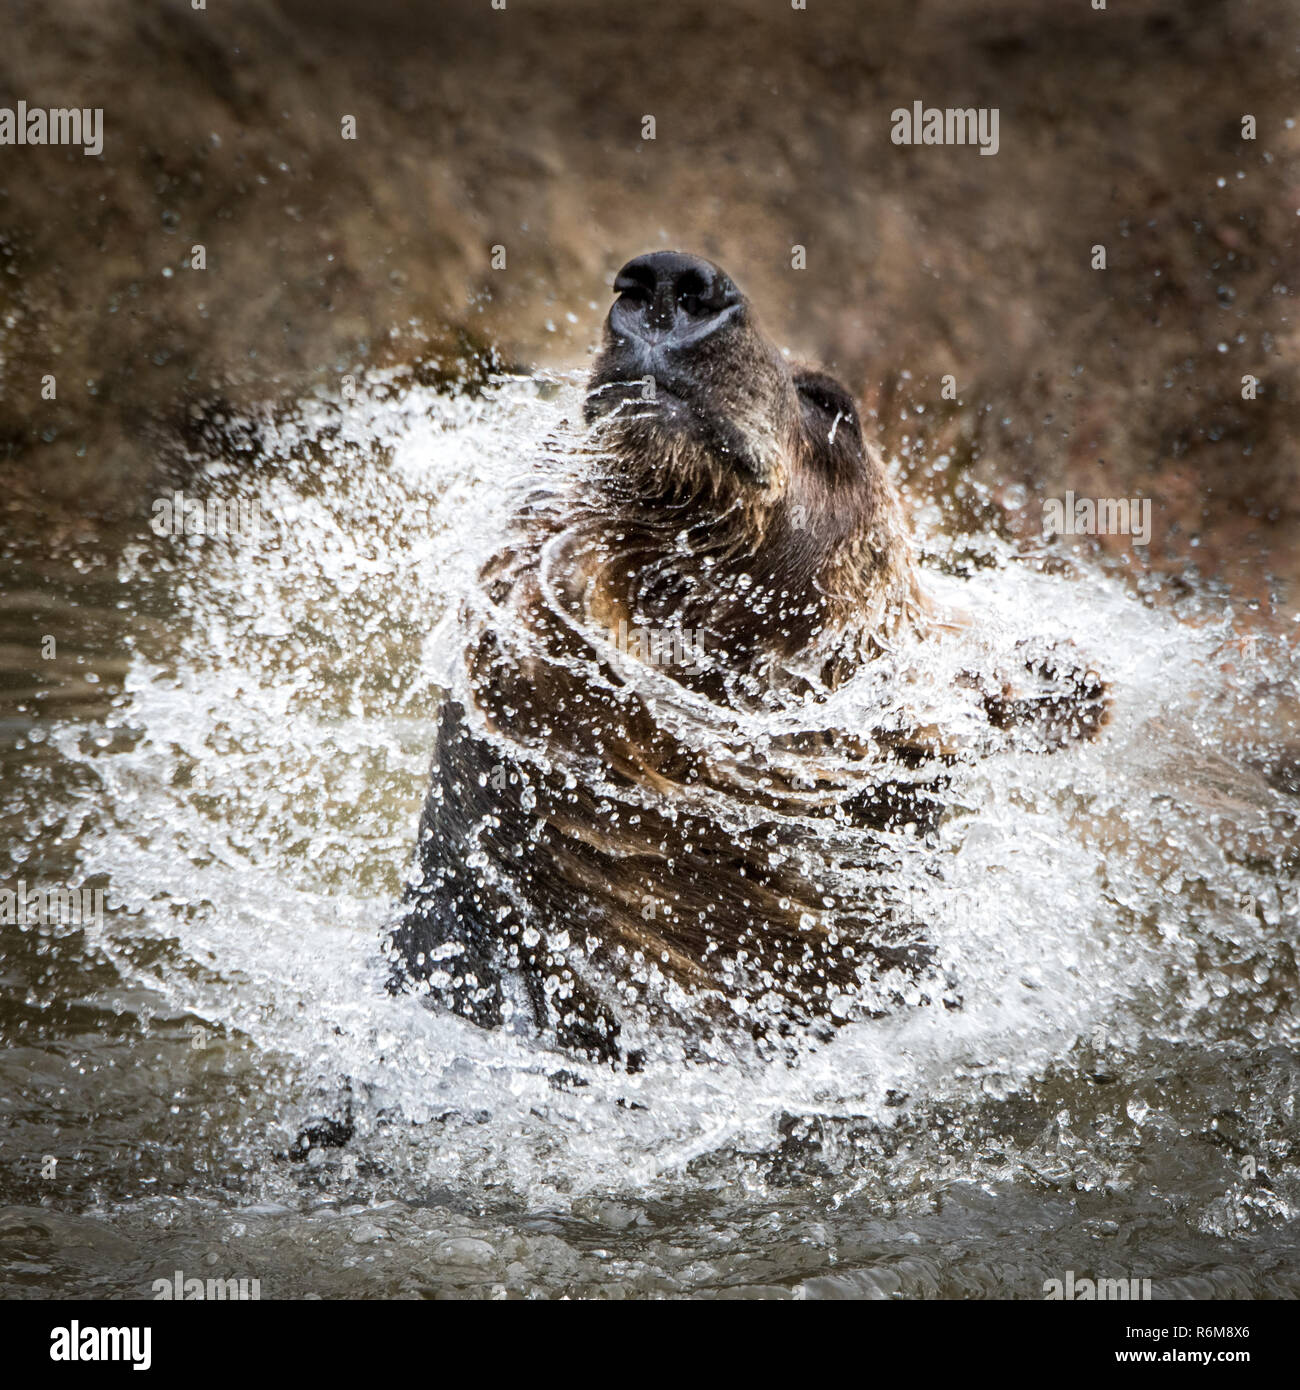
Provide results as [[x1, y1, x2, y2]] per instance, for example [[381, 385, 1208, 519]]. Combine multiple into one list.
[[55, 370, 1299, 1223]]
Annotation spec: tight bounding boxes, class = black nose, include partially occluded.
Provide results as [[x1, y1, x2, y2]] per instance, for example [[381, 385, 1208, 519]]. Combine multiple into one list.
[[609, 251, 742, 345]]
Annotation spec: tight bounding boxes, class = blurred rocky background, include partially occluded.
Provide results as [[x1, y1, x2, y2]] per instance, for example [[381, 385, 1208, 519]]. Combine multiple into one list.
[[1, 0, 1296, 607]]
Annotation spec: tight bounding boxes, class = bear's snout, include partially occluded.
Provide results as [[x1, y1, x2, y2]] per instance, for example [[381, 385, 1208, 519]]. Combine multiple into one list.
[[584, 250, 788, 457]]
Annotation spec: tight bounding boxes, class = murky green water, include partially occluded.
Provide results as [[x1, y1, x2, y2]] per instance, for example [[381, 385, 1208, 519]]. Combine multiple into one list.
[[1, 376, 1297, 1299]]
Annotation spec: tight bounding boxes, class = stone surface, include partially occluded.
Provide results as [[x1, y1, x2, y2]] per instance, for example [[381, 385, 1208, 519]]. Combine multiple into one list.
[[0, 0, 1295, 603]]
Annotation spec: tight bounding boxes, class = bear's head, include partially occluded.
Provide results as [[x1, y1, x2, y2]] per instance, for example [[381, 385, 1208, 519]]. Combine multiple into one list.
[[581, 252, 918, 676], [585, 251, 868, 498]]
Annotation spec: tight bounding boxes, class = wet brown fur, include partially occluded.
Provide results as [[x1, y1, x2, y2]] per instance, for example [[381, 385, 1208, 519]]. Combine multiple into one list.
[[387, 257, 1106, 1062]]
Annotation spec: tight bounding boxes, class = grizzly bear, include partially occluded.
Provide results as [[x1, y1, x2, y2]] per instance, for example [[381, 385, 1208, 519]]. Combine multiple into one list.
[[386, 252, 1106, 1063]]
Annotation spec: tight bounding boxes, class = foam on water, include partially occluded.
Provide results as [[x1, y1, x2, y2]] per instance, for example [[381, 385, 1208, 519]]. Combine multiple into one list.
[[59, 371, 1299, 1207]]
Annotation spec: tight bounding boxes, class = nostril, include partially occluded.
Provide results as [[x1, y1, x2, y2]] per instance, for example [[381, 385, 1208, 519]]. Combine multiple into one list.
[[613, 261, 657, 303], [673, 266, 736, 319]]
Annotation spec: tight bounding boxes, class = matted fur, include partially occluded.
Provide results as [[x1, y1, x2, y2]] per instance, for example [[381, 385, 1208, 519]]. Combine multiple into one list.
[[387, 255, 1106, 1063]]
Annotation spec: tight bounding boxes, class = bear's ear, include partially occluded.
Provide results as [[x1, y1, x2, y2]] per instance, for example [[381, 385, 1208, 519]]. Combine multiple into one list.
[[794, 370, 857, 416], [794, 370, 864, 472], [794, 371, 861, 431]]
